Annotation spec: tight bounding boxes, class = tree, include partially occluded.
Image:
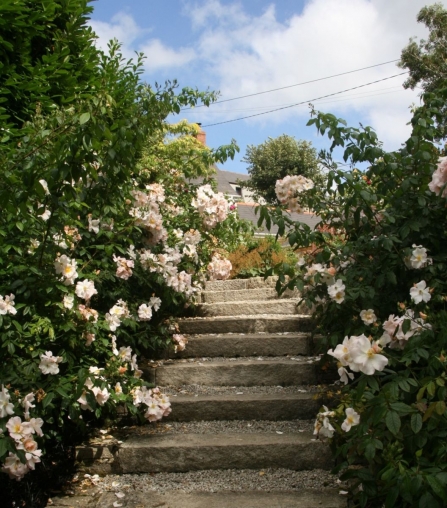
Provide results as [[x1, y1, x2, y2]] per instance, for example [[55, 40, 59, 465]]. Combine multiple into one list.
[[0, 0, 100, 129], [399, 3, 447, 138], [242, 134, 324, 204], [399, 3, 447, 93]]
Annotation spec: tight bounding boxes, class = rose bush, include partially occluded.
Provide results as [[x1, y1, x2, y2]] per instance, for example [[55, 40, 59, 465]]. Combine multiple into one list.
[[0, 2, 244, 489], [259, 85, 447, 507]]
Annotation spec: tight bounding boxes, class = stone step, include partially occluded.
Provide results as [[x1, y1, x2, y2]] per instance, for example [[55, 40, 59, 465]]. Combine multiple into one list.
[[168, 332, 312, 358], [66, 489, 345, 508], [201, 287, 299, 303], [167, 392, 320, 421], [178, 314, 312, 334], [144, 357, 319, 386], [76, 431, 331, 475], [204, 276, 278, 292], [195, 299, 307, 317]]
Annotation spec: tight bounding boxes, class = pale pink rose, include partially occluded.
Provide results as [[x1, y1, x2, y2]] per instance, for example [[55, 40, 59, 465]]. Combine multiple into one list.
[[429, 158, 447, 197]]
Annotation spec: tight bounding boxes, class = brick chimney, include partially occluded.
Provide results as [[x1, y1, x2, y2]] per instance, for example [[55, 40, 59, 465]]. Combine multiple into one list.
[[195, 123, 206, 145]]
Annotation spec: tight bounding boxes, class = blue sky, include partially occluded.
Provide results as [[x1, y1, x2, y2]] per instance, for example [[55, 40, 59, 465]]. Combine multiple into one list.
[[89, 0, 446, 174]]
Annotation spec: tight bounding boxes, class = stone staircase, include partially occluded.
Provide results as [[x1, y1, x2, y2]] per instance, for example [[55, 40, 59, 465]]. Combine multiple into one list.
[[54, 277, 345, 508]]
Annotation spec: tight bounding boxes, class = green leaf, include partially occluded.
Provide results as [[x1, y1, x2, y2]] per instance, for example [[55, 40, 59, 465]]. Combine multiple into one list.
[[367, 376, 379, 392], [365, 442, 376, 460], [385, 486, 399, 508], [402, 319, 411, 334], [419, 491, 439, 508], [55, 387, 70, 398], [386, 411, 401, 435], [426, 474, 447, 502], [42, 392, 55, 408], [0, 438, 8, 459], [411, 413, 423, 434], [435, 401, 446, 415], [390, 402, 414, 414], [79, 112, 91, 125], [398, 379, 411, 392], [427, 381, 436, 397]]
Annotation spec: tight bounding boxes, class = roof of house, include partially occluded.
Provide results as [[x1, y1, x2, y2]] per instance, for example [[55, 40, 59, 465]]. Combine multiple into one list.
[[237, 203, 321, 235], [189, 167, 249, 196]]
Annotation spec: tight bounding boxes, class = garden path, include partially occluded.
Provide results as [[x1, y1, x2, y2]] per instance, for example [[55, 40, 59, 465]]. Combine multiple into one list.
[[48, 277, 345, 508]]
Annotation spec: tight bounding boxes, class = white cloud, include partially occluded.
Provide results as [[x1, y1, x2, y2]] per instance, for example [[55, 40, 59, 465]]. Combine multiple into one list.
[[89, 12, 195, 72], [88, 1, 447, 150], [187, 0, 249, 28], [89, 13, 144, 53], [184, 0, 447, 149], [139, 40, 195, 71]]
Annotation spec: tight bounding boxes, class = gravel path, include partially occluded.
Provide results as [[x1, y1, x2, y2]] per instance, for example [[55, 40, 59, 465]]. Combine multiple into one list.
[[80, 467, 344, 494], [113, 419, 315, 437], [163, 384, 321, 396], [157, 355, 321, 365]]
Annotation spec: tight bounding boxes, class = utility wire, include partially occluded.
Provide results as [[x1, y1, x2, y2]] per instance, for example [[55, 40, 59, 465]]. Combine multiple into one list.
[[201, 71, 408, 127], [182, 58, 400, 110], [193, 85, 403, 114]]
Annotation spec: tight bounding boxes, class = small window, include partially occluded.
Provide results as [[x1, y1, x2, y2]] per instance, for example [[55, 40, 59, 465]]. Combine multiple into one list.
[[235, 186, 242, 196]]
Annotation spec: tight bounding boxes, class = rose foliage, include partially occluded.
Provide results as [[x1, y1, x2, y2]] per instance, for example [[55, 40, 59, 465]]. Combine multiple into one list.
[[0, 1, 245, 483], [259, 86, 447, 507]]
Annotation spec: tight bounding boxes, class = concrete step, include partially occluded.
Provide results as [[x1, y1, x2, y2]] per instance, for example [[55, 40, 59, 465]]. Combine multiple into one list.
[[76, 431, 332, 475], [72, 489, 346, 508], [201, 287, 299, 303], [195, 299, 308, 317], [168, 332, 312, 358], [167, 392, 320, 421], [144, 357, 319, 386], [178, 314, 313, 334], [204, 277, 278, 292]]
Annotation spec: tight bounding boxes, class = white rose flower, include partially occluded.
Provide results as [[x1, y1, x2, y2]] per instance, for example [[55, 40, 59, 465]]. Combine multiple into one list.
[[327, 279, 345, 304], [410, 280, 431, 304], [38, 351, 63, 375], [0, 294, 17, 315], [75, 279, 97, 300], [63, 294, 74, 310], [92, 386, 110, 406], [149, 297, 162, 312], [410, 246, 428, 269], [0, 385, 14, 418], [39, 179, 50, 195], [88, 215, 100, 234], [138, 303, 153, 321], [38, 208, 51, 221], [341, 408, 360, 432], [359, 309, 377, 325]]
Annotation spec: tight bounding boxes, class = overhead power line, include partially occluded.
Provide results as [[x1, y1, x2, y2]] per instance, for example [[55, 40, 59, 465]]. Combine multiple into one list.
[[201, 72, 409, 127], [193, 85, 403, 114], [182, 58, 400, 110]]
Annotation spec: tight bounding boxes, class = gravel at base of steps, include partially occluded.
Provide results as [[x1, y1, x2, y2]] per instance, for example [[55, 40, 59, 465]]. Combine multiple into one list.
[[155, 354, 321, 365], [164, 384, 323, 396], [109, 419, 315, 438], [81, 467, 345, 494]]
